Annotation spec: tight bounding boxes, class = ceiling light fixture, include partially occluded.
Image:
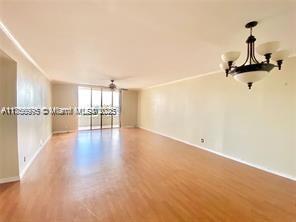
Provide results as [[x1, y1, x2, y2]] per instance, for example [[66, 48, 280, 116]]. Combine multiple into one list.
[[220, 21, 289, 89], [109, 80, 117, 90]]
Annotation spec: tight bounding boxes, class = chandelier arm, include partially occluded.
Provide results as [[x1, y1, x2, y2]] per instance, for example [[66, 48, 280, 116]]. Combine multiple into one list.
[[242, 42, 251, 66], [250, 42, 260, 64], [249, 42, 253, 64], [250, 42, 255, 64], [251, 54, 260, 64]]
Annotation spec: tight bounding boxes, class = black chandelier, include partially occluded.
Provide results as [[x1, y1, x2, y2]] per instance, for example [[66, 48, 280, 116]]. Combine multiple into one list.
[[220, 21, 289, 89]]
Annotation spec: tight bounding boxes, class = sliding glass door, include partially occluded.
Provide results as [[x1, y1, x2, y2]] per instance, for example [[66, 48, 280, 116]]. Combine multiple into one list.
[[78, 87, 91, 130], [102, 88, 112, 129], [112, 90, 120, 128], [78, 86, 121, 130], [91, 88, 102, 130]]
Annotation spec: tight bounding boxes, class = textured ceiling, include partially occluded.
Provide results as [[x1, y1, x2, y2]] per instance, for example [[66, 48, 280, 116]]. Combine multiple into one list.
[[0, 0, 295, 89]]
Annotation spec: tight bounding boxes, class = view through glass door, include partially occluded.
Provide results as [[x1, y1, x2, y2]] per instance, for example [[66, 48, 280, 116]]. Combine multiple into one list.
[[78, 86, 121, 130], [92, 88, 101, 129]]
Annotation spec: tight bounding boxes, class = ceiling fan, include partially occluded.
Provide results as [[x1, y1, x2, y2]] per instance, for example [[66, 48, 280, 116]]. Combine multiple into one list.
[[108, 79, 128, 91]]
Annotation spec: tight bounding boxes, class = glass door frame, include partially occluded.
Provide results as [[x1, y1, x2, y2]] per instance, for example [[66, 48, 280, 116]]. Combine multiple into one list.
[[78, 86, 122, 130]]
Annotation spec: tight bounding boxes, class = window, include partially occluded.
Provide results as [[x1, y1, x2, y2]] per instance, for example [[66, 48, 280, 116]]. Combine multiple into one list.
[[78, 86, 121, 130]]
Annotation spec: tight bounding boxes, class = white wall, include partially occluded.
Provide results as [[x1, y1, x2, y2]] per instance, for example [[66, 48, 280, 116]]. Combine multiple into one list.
[[0, 27, 52, 178], [138, 57, 296, 179], [16, 59, 52, 175]]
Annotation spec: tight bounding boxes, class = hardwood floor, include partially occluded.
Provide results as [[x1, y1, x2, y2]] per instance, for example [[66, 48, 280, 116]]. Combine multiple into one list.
[[0, 128, 295, 222]]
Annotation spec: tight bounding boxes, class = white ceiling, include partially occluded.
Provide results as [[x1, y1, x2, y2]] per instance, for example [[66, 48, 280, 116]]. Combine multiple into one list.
[[0, 0, 295, 89]]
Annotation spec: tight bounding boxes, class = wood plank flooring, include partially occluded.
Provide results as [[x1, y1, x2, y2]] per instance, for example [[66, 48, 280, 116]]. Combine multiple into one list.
[[0, 128, 295, 222]]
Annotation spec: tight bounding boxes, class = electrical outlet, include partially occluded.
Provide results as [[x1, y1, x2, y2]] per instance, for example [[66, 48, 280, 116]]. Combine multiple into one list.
[[201, 138, 205, 143]]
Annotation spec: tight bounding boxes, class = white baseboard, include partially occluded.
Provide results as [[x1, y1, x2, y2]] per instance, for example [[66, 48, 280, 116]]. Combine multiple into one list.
[[139, 127, 296, 181], [19, 134, 52, 179], [53, 130, 75, 134], [121, 125, 137, 128], [0, 176, 20, 184]]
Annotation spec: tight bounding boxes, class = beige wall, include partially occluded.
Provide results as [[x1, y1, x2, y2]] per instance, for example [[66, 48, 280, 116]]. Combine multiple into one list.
[[51, 82, 78, 132], [121, 90, 138, 127], [0, 28, 52, 178], [293, 61, 296, 177], [0, 52, 19, 180], [138, 57, 296, 179]]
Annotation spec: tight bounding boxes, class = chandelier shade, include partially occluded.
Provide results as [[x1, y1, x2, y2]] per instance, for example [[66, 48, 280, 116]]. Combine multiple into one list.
[[221, 51, 240, 63], [271, 50, 289, 62], [256, 41, 280, 56], [219, 62, 229, 70], [219, 21, 289, 89], [234, 70, 268, 85]]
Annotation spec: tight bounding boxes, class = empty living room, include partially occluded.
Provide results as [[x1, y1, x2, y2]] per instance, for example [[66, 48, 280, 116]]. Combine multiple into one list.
[[0, 1, 295, 221]]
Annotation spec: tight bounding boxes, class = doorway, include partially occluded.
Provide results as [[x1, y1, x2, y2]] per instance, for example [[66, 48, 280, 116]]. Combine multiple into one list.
[[78, 86, 121, 130]]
